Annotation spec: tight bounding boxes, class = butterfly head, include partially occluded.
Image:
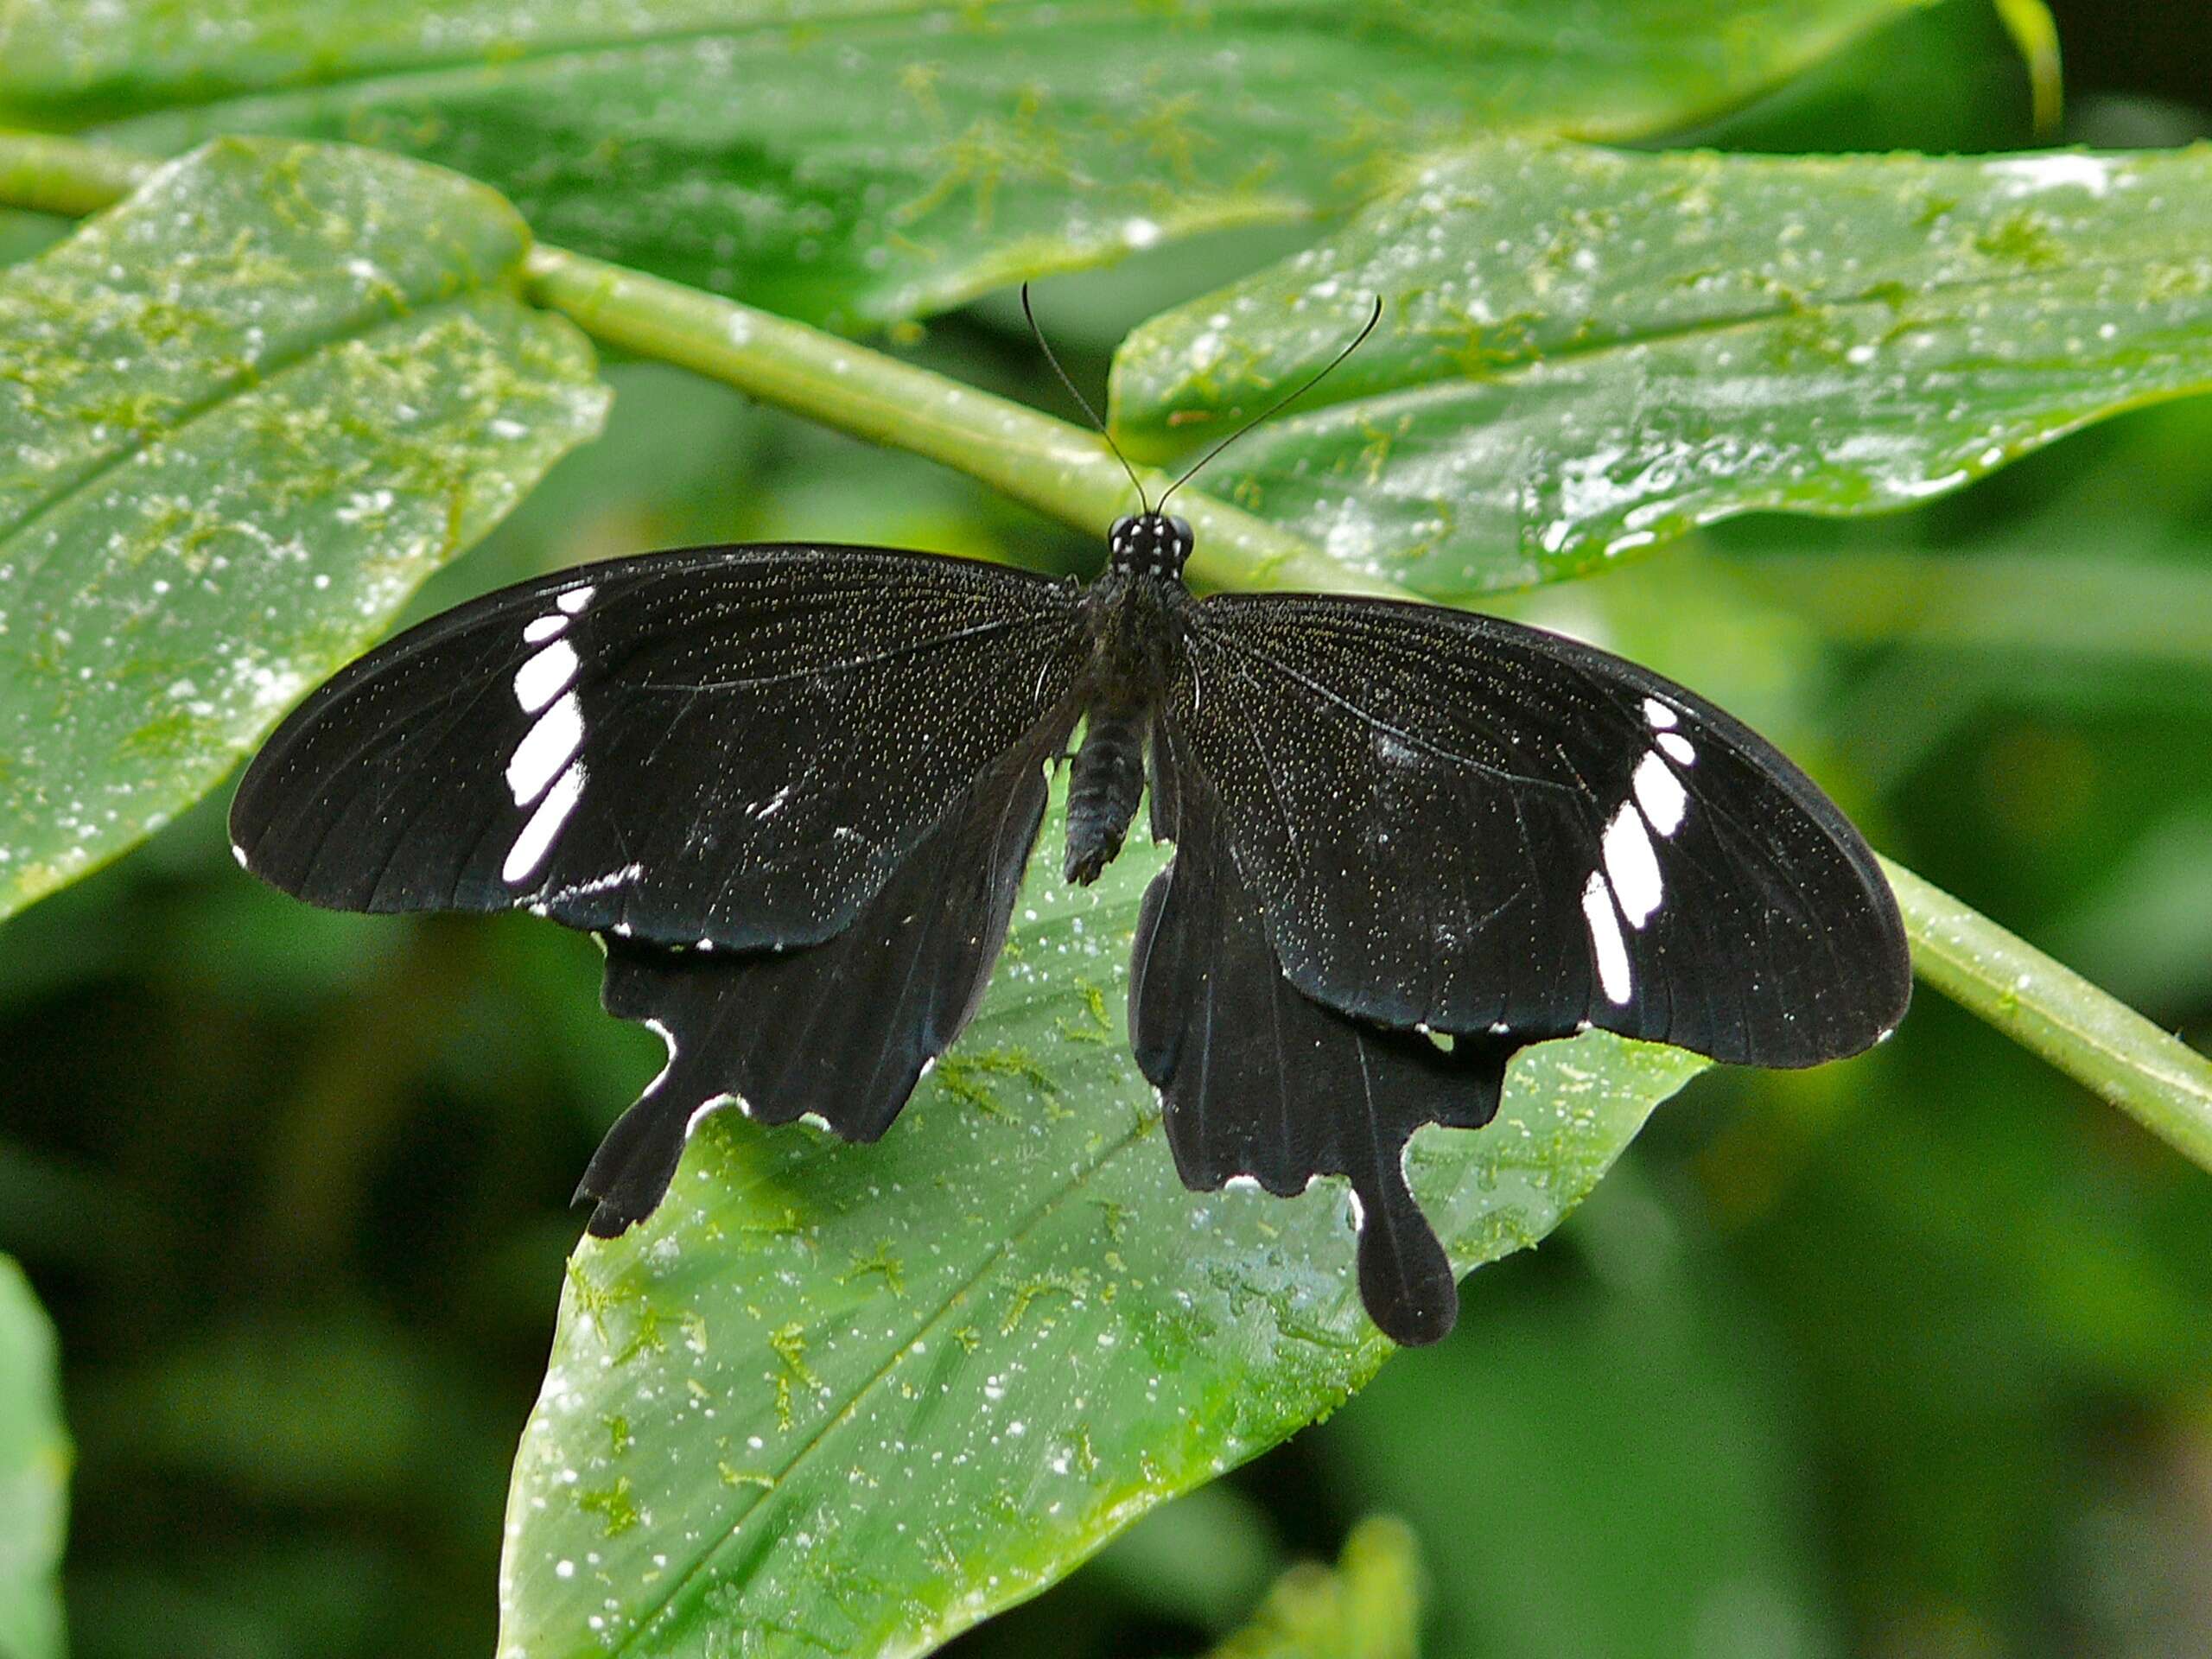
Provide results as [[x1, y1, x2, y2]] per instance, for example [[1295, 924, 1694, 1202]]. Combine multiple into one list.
[[1108, 512, 1193, 582]]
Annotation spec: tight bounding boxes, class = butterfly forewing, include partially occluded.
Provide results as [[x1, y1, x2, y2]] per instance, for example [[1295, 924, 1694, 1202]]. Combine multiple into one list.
[[230, 545, 1090, 951], [1166, 594, 1910, 1066]]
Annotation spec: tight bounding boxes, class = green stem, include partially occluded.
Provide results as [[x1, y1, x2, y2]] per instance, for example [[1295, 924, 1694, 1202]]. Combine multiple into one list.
[[521, 246, 1396, 599], [3, 126, 2208, 1173], [0, 130, 150, 216], [1885, 859, 2212, 1169]]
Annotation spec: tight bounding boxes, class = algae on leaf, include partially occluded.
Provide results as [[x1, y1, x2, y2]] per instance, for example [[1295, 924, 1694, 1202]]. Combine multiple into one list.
[[0, 137, 607, 918], [1113, 140, 2212, 597], [499, 783, 1704, 1658], [0, 0, 1941, 327]]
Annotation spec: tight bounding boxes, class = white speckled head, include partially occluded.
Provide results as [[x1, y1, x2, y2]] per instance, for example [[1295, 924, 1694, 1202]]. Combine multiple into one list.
[[1106, 512, 1193, 581]]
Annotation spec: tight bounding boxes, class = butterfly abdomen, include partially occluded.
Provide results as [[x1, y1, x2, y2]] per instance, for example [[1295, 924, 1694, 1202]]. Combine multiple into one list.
[[1065, 700, 1148, 886]]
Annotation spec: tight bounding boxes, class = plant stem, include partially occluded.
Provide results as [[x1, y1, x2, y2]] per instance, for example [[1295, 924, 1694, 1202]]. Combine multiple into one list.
[[521, 246, 1396, 598], [2, 124, 2208, 1172], [1883, 860, 2212, 1168], [0, 131, 150, 216]]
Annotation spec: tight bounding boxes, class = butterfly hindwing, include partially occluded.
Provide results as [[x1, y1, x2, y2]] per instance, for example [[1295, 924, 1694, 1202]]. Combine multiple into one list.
[[230, 544, 1089, 952], [1131, 734, 1521, 1346], [577, 721, 1068, 1236], [1166, 594, 1910, 1068]]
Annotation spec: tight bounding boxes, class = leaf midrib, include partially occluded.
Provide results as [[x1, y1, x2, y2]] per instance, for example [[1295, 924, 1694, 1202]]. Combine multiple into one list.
[[606, 1091, 1165, 1655]]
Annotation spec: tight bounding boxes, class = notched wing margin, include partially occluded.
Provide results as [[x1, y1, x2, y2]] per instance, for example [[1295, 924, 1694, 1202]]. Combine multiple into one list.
[[574, 719, 1069, 1237], [1130, 752, 1520, 1347]]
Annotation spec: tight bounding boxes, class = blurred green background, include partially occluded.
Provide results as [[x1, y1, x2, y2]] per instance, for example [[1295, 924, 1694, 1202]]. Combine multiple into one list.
[[3, 2, 2210, 1656]]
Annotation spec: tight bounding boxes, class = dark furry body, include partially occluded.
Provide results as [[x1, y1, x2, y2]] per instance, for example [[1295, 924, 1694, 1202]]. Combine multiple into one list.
[[1064, 563, 1184, 885]]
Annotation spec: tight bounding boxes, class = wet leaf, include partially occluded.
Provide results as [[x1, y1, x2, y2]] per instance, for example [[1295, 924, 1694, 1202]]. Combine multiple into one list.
[[0, 1257, 68, 1659], [0, 137, 608, 918], [499, 783, 1706, 1657], [1, 0, 1936, 327], [1112, 140, 2212, 597]]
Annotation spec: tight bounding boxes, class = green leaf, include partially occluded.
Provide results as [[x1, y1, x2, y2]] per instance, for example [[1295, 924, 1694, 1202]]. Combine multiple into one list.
[[0, 136, 607, 918], [2, 0, 1938, 327], [499, 784, 1706, 1657], [1111, 139, 2212, 598], [1319, 1171, 1847, 1659], [0, 1257, 69, 1659], [1203, 1516, 1422, 1659]]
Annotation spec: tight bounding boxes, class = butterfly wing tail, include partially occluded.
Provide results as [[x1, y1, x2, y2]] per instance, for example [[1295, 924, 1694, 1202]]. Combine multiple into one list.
[[1132, 764, 1518, 1347], [575, 1059, 696, 1237], [576, 731, 1062, 1236]]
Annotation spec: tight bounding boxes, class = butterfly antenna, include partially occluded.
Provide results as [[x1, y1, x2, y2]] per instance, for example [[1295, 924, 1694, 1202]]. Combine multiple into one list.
[[1022, 283, 1149, 515], [1157, 296, 1383, 514]]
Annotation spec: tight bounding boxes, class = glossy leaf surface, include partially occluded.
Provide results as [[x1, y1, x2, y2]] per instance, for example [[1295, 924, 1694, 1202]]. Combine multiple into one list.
[[1113, 140, 2212, 596], [0, 0, 1936, 327], [0, 137, 607, 917], [499, 784, 1707, 1656]]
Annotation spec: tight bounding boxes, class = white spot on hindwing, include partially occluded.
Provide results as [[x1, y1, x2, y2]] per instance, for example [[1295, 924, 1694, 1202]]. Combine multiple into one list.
[[1580, 870, 1633, 1004]]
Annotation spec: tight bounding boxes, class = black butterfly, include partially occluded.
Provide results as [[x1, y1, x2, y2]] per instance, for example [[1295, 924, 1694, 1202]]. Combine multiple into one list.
[[230, 503, 1909, 1344]]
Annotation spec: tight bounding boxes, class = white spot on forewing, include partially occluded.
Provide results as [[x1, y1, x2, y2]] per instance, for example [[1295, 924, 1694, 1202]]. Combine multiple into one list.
[[502, 763, 586, 884], [506, 690, 584, 804], [513, 639, 579, 715], [523, 613, 566, 645], [556, 585, 596, 615], [1580, 870, 1634, 1005], [1641, 696, 1678, 729], [1657, 732, 1696, 766], [1633, 750, 1688, 836], [1601, 802, 1663, 927]]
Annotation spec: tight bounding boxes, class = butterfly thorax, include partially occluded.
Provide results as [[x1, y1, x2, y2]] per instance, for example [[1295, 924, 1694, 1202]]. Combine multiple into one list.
[[1065, 515, 1191, 885]]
